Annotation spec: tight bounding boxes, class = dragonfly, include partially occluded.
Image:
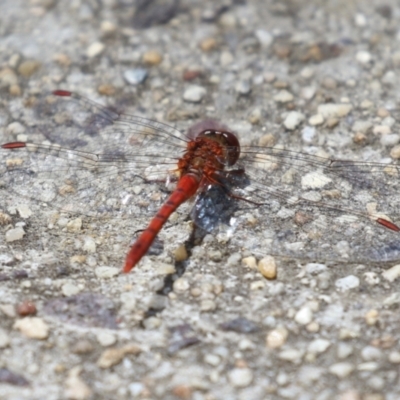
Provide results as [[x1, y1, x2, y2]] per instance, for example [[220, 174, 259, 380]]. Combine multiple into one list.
[[1, 90, 400, 272]]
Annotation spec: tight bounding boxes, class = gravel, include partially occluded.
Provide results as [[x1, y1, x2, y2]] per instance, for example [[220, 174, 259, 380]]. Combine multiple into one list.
[[1, 0, 400, 399]]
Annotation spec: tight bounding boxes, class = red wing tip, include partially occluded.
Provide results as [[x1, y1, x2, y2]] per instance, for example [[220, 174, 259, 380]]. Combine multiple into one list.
[[2, 142, 26, 149], [52, 89, 72, 97], [377, 218, 400, 232]]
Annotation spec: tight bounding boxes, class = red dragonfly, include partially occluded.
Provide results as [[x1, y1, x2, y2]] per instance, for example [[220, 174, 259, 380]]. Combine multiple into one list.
[[1, 90, 400, 272]]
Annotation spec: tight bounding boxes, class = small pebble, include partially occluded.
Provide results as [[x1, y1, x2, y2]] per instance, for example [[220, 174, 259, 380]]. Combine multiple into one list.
[[352, 120, 372, 133], [227, 368, 253, 387], [258, 256, 277, 279], [199, 37, 217, 52], [174, 245, 188, 262], [278, 348, 303, 363], [0, 329, 10, 348], [329, 362, 354, 378], [380, 133, 399, 147], [377, 108, 390, 118], [13, 317, 49, 339], [242, 256, 257, 270], [83, 237, 96, 253], [96, 331, 117, 347], [142, 50, 163, 66], [365, 309, 379, 325], [97, 344, 141, 368], [255, 29, 273, 47], [388, 351, 400, 364], [173, 278, 190, 293], [382, 264, 400, 282], [307, 339, 331, 354], [124, 68, 148, 85], [142, 317, 161, 329], [86, 42, 105, 58], [204, 354, 220, 366], [72, 340, 94, 354], [274, 90, 294, 103], [6, 121, 25, 135], [317, 103, 352, 118], [308, 114, 324, 126], [356, 50, 372, 64], [248, 108, 261, 124], [337, 342, 353, 359], [18, 60, 40, 77], [361, 346, 382, 361], [16, 301, 37, 316], [200, 299, 217, 312], [390, 144, 400, 159], [183, 85, 206, 103], [95, 266, 119, 279], [335, 275, 360, 291], [294, 306, 313, 325], [66, 218, 82, 232], [258, 133, 275, 147], [301, 126, 316, 143], [6, 227, 25, 242], [364, 271, 380, 285], [235, 80, 251, 95], [65, 366, 92, 400], [283, 111, 305, 130], [0, 67, 18, 86], [62, 282, 81, 296], [266, 327, 288, 348]]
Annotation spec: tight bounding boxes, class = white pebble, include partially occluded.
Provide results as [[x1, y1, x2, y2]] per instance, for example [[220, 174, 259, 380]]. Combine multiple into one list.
[[308, 114, 324, 126], [14, 317, 49, 339], [266, 327, 288, 348], [0, 328, 10, 348], [200, 299, 217, 312], [352, 120, 372, 133], [5, 227, 25, 242], [255, 29, 273, 47], [227, 368, 253, 387], [278, 348, 303, 363], [6, 122, 26, 135], [337, 342, 353, 359], [235, 80, 251, 95], [274, 90, 294, 103], [283, 111, 305, 130], [328, 362, 354, 378], [363, 271, 380, 285], [96, 331, 117, 347], [124, 68, 148, 85], [204, 354, 220, 366], [294, 306, 313, 325], [301, 126, 316, 143], [16, 204, 32, 219], [62, 282, 81, 296], [356, 50, 372, 64], [173, 277, 190, 292], [183, 85, 206, 103], [307, 339, 331, 354], [373, 125, 391, 135], [380, 133, 399, 147], [301, 171, 332, 189], [317, 103, 352, 118], [388, 351, 400, 364], [335, 275, 360, 291], [83, 236, 96, 253], [382, 264, 400, 282], [120, 292, 137, 311], [87, 42, 105, 58], [95, 266, 119, 279]]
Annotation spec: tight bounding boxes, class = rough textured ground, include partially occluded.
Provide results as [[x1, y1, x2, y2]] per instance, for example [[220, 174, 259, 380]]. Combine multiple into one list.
[[1, 0, 400, 399]]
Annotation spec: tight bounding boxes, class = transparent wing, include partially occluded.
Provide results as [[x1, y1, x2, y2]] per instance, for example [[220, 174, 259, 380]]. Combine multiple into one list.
[[229, 146, 400, 264], [0, 92, 187, 220]]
